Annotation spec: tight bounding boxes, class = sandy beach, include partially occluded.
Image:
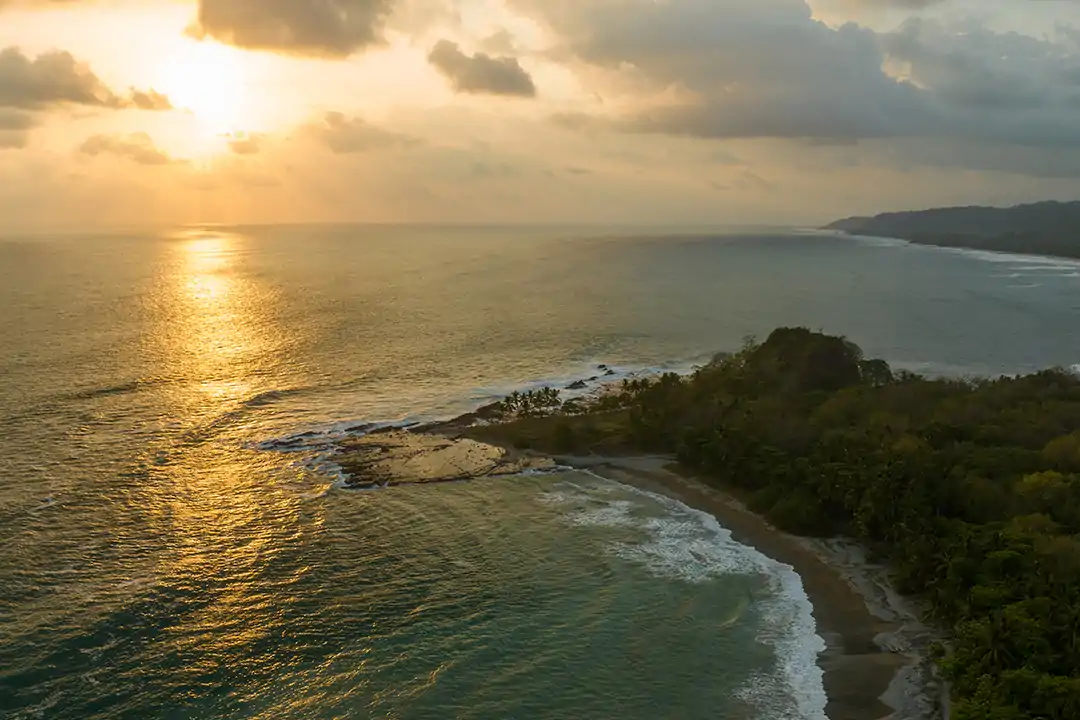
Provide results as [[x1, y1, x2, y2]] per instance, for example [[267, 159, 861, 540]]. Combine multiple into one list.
[[555, 454, 948, 720]]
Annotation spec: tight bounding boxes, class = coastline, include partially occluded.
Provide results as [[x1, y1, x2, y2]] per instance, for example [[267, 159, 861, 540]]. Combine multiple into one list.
[[332, 421, 947, 719], [828, 228, 1080, 264], [552, 454, 947, 720]]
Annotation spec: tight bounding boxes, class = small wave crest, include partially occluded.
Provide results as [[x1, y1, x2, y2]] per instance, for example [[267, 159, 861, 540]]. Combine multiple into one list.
[[1011, 264, 1080, 272], [240, 388, 310, 408], [846, 234, 912, 249], [931, 245, 1080, 269], [543, 478, 828, 720], [65, 380, 147, 402]]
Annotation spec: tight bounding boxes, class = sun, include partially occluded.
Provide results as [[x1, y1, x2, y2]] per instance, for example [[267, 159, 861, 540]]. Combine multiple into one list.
[[156, 39, 254, 138]]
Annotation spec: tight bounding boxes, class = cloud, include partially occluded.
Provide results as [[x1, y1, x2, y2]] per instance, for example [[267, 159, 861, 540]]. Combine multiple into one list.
[[224, 132, 263, 155], [0, 0, 79, 8], [427, 40, 537, 97], [734, 169, 775, 192], [0, 132, 26, 148], [0, 108, 34, 130], [516, 0, 1080, 153], [835, 0, 945, 7], [0, 47, 172, 112], [707, 149, 743, 165], [881, 18, 1080, 146], [188, 0, 393, 58], [0, 108, 34, 148], [0, 47, 118, 109], [467, 160, 521, 178], [517, 0, 925, 140], [302, 111, 421, 154], [126, 88, 172, 111], [78, 133, 177, 165], [479, 29, 519, 56]]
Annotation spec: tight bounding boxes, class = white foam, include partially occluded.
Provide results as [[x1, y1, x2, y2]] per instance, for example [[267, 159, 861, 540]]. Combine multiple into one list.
[[29, 496, 57, 513], [930, 245, 1080, 269], [567, 499, 638, 528], [254, 418, 420, 453], [514, 465, 575, 478], [254, 418, 425, 489], [842, 232, 1080, 271], [254, 355, 713, 491], [1011, 264, 1078, 272], [258, 353, 710, 452], [546, 477, 828, 720], [846, 234, 912, 249]]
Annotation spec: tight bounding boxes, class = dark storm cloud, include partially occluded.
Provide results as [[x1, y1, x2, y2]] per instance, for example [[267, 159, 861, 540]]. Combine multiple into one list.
[[188, 0, 394, 57], [427, 40, 537, 97], [302, 111, 421, 154], [79, 133, 177, 165], [0, 47, 172, 111], [516, 0, 1080, 154]]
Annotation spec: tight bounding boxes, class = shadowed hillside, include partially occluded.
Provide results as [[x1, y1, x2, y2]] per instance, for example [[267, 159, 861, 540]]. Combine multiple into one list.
[[826, 201, 1080, 259]]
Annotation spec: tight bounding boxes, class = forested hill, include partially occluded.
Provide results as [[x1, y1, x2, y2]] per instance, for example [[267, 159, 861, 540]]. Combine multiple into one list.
[[825, 201, 1080, 259]]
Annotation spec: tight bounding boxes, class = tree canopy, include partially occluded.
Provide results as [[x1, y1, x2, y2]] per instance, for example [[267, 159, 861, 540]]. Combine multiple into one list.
[[479, 328, 1080, 719]]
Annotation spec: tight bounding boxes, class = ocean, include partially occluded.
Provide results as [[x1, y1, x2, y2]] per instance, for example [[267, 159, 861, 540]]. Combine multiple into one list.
[[1, 225, 1078, 720]]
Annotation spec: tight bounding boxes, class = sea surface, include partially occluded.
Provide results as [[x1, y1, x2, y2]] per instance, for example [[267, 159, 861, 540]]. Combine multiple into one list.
[[2, 225, 1079, 720]]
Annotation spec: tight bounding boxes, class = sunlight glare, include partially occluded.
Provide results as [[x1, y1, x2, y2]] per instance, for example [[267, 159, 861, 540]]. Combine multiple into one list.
[[157, 40, 254, 140]]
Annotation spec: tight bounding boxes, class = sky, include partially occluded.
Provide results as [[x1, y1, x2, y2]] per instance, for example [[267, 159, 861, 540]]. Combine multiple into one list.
[[2, 0, 1080, 230]]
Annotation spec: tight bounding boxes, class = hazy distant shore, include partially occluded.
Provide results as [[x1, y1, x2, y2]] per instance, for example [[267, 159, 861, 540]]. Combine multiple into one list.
[[825, 200, 1080, 261], [831, 228, 1080, 263]]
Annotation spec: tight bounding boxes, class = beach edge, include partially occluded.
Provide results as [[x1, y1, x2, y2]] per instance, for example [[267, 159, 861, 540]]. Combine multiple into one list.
[[544, 453, 949, 720]]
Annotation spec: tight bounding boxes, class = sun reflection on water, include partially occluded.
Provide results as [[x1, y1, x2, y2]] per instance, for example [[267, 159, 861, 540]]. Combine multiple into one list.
[[146, 229, 322, 671], [170, 229, 265, 402]]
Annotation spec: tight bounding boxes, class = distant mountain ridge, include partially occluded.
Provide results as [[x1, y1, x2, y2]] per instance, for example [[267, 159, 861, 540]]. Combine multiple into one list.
[[825, 200, 1080, 259]]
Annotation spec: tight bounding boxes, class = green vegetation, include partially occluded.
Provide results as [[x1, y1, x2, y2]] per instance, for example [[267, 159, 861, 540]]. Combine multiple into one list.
[[495, 387, 564, 418], [479, 328, 1080, 719]]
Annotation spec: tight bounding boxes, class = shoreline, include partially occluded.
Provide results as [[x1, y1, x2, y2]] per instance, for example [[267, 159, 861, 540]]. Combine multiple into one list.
[[828, 228, 1080, 264], [331, 421, 947, 719], [552, 454, 946, 720]]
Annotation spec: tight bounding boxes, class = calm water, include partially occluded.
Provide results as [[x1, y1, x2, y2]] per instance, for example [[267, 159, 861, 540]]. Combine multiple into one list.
[[2, 226, 1079, 720]]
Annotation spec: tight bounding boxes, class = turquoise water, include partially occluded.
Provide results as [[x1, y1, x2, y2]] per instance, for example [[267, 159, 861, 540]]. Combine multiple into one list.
[[3, 468, 815, 719], [2, 226, 1078, 719]]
